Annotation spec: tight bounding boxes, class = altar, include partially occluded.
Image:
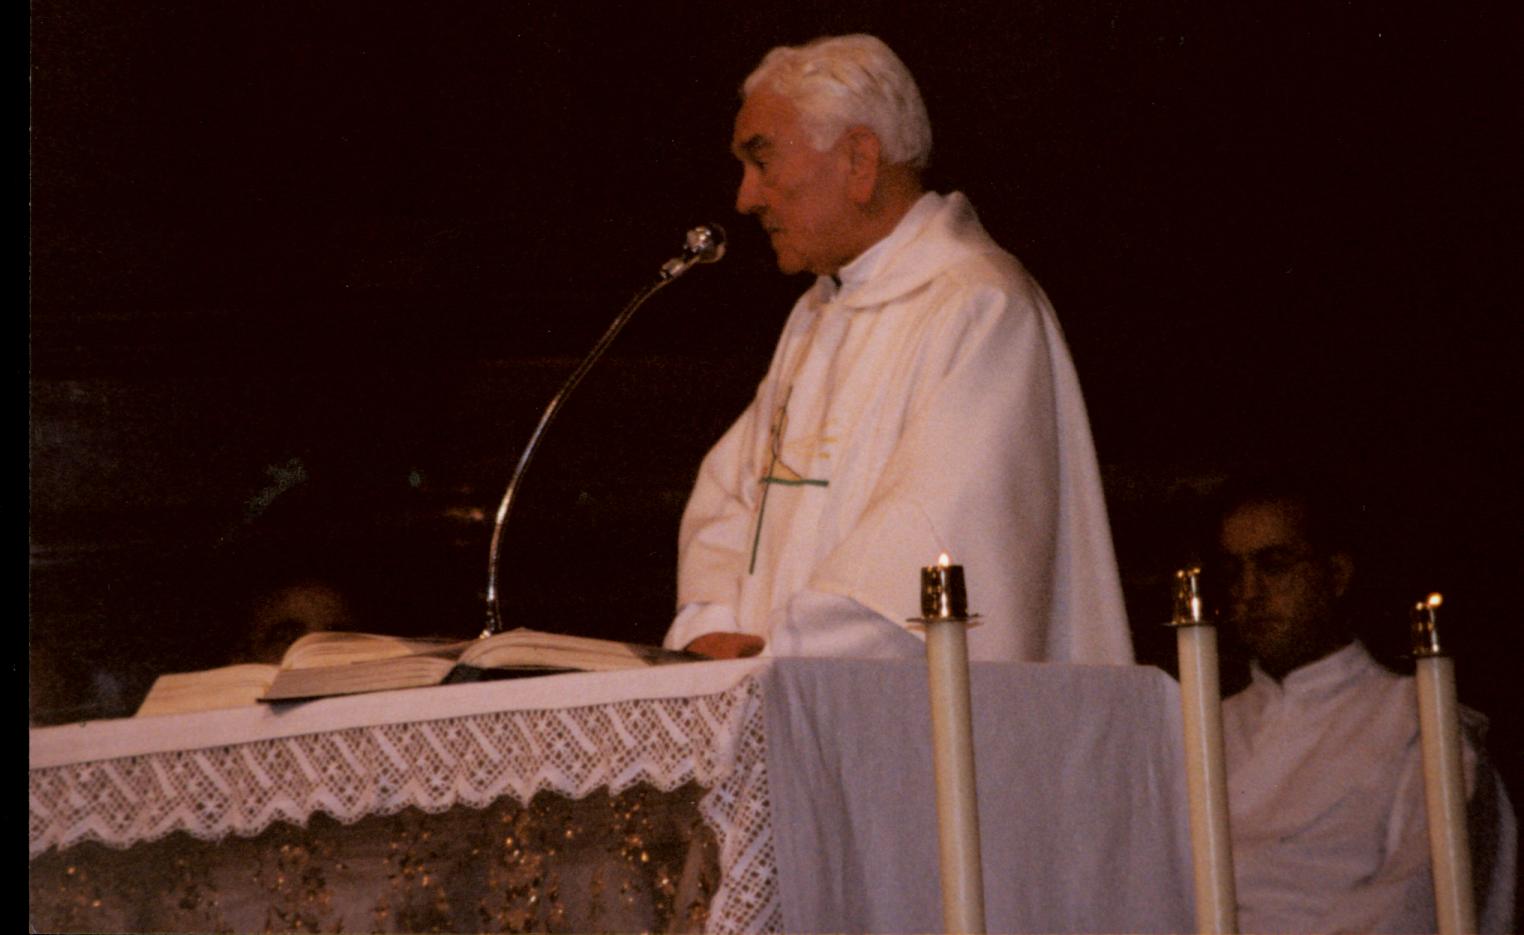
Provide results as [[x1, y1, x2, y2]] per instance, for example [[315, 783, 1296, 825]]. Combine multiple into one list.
[[30, 658, 1195, 932]]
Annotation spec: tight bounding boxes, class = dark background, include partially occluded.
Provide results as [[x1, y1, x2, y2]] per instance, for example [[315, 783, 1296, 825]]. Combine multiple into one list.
[[29, 0, 1521, 817]]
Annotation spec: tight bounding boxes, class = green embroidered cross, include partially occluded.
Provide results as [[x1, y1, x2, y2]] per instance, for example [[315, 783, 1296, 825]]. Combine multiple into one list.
[[748, 385, 829, 574]]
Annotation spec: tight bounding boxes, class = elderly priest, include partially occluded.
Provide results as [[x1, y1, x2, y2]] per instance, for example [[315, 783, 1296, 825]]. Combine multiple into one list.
[[664, 34, 1132, 665]]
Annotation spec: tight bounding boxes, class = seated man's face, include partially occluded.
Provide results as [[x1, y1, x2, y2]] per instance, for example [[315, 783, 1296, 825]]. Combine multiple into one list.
[[1217, 498, 1351, 677]]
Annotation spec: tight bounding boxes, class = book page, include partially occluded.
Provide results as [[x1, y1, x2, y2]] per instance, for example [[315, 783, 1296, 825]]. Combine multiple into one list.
[[459, 628, 694, 672], [262, 653, 458, 701], [280, 631, 468, 671], [135, 664, 279, 716]]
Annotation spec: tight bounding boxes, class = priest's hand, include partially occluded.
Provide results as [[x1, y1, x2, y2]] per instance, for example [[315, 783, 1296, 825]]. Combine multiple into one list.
[[684, 632, 765, 659]]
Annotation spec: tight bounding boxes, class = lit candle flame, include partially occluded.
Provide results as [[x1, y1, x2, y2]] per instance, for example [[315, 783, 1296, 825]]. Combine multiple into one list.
[[938, 552, 951, 568], [1427, 592, 1443, 609]]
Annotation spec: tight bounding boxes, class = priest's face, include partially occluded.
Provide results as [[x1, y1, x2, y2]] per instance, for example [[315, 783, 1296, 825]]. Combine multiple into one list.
[[732, 89, 858, 277], [1217, 498, 1352, 679]]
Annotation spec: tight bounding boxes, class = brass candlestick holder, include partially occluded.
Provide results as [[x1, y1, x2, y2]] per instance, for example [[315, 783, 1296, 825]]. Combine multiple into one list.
[[1170, 565, 1206, 627], [1410, 592, 1446, 658], [909, 553, 982, 626]]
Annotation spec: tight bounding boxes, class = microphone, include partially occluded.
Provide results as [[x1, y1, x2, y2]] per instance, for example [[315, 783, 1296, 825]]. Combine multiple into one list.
[[481, 222, 728, 637], [660, 224, 727, 280]]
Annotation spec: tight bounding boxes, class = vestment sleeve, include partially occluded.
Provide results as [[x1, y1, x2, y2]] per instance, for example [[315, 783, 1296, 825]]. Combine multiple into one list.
[[668, 382, 763, 644], [1316, 718, 1517, 934], [765, 591, 924, 658], [804, 276, 1067, 660], [661, 602, 740, 652]]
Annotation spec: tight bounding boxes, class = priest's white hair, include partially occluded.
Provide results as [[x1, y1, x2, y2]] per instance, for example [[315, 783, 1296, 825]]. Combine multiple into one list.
[[742, 34, 932, 170]]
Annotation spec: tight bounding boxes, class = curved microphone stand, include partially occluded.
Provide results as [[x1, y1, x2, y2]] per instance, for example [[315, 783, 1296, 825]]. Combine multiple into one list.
[[481, 224, 726, 637]]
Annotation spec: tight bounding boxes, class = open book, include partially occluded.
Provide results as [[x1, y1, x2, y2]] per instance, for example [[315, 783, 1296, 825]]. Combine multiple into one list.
[[135, 628, 694, 716]]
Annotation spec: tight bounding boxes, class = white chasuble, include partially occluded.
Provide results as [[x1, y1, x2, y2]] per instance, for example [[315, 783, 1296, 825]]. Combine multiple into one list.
[[667, 192, 1132, 664]]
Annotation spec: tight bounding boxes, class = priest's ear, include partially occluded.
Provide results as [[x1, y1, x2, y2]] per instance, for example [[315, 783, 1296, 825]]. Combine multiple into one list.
[[842, 125, 882, 204]]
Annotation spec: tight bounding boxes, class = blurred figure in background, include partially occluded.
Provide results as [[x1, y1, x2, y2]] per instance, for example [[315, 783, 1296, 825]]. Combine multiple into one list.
[[241, 579, 353, 665]]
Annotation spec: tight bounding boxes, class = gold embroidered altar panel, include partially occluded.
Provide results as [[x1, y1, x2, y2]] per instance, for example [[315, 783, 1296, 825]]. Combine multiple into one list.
[[29, 783, 717, 934]]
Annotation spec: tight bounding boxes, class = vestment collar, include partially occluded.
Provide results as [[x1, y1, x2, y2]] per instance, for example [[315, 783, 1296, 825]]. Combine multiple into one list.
[[1247, 639, 1376, 701], [812, 191, 1003, 310]]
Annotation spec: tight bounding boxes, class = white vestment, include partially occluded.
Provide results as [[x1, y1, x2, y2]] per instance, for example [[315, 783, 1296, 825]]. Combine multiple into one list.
[[665, 191, 1132, 663], [1223, 641, 1517, 933]]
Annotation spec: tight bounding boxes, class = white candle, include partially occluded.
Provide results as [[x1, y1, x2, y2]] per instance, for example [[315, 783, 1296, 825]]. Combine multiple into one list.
[[1411, 594, 1475, 935], [1171, 567, 1238, 934], [918, 554, 985, 933], [925, 616, 985, 934]]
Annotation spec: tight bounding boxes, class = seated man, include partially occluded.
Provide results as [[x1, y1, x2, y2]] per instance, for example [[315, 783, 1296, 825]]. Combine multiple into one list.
[[665, 34, 1132, 664], [1213, 477, 1516, 932]]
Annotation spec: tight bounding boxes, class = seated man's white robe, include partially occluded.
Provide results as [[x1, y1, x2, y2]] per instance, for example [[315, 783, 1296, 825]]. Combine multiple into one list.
[[1223, 641, 1517, 933], [665, 191, 1132, 663]]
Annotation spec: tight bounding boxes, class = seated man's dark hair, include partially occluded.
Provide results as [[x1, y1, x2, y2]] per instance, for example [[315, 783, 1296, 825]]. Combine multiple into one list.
[[1211, 468, 1363, 558]]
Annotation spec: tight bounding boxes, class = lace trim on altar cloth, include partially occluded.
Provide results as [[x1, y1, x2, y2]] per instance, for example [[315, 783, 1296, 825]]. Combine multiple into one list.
[[29, 676, 781, 933]]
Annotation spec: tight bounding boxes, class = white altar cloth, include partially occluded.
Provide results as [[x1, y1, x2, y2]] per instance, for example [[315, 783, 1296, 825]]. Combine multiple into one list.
[[31, 658, 1194, 932], [765, 659, 1193, 932]]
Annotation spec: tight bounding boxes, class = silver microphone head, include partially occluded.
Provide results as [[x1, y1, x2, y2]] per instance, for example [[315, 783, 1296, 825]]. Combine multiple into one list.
[[684, 224, 727, 264], [661, 223, 727, 280]]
